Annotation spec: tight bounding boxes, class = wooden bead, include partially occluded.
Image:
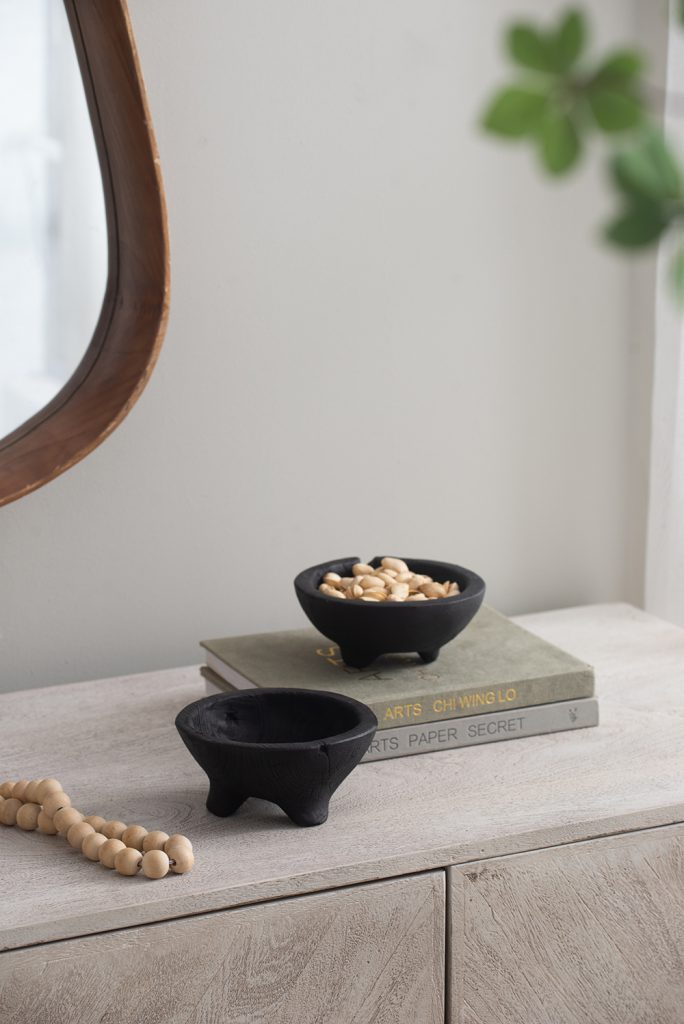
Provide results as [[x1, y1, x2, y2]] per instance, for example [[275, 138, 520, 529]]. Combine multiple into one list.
[[101, 820, 127, 840], [54, 806, 84, 835], [99, 838, 126, 868], [82, 832, 108, 861], [164, 834, 193, 853], [43, 791, 71, 817], [141, 850, 170, 879], [121, 825, 148, 851], [115, 847, 143, 876], [37, 810, 58, 835], [16, 802, 41, 831], [83, 815, 107, 832], [0, 781, 15, 799], [24, 780, 44, 803], [165, 839, 192, 860], [36, 778, 62, 803], [67, 821, 95, 851], [0, 798, 22, 825], [168, 846, 194, 874], [11, 780, 30, 801], [142, 830, 169, 852]]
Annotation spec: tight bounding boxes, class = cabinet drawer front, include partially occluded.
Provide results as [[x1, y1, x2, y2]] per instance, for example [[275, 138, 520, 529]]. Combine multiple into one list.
[[449, 824, 684, 1024], [1, 871, 444, 1024]]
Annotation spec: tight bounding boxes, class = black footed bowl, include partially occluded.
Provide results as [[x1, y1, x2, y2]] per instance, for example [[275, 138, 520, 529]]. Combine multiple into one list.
[[175, 688, 377, 827], [294, 556, 486, 669]]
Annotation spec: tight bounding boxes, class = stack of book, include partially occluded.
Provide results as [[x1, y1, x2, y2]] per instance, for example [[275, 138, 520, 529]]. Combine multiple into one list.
[[200, 606, 598, 763]]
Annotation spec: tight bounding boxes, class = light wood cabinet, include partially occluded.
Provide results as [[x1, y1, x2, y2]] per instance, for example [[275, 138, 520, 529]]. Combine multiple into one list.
[[450, 825, 684, 1024], [0, 873, 445, 1024], [2, 604, 684, 1021]]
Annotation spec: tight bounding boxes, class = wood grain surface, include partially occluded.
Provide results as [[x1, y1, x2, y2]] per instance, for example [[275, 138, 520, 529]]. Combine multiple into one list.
[[0, 0, 169, 507], [1, 603, 684, 950], [450, 824, 684, 1024], [0, 872, 445, 1024]]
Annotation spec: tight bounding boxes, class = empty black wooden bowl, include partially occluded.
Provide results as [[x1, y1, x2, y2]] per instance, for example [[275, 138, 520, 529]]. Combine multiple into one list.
[[175, 688, 377, 827], [294, 556, 486, 669]]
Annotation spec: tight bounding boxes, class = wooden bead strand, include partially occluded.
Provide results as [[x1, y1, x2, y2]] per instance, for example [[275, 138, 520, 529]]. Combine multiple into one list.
[[0, 777, 195, 881]]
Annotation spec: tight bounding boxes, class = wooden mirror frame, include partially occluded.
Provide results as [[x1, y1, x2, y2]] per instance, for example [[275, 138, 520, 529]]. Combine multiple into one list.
[[0, 0, 169, 507]]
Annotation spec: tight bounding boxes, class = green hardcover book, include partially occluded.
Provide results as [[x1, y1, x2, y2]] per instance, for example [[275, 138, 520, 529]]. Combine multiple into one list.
[[200, 606, 595, 730]]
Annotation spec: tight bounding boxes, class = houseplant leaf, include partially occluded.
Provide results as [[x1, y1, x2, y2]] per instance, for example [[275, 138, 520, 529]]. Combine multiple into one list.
[[537, 109, 581, 174], [588, 89, 643, 133], [552, 9, 586, 72], [611, 131, 682, 200], [604, 199, 670, 247], [507, 23, 558, 72], [482, 87, 548, 137], [592, 49, 644, 88]]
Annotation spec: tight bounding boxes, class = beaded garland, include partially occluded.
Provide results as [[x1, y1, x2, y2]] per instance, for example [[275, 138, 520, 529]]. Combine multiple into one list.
[[0, 777, 194, 880]]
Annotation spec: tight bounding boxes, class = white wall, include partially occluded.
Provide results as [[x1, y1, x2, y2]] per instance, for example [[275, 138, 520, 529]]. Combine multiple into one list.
[[0, 0, 661, 692]]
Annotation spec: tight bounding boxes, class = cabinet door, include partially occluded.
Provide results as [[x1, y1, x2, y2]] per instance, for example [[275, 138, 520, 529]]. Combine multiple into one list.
[[1, 871, 444, 1024], [449, 824, 684, 1024]]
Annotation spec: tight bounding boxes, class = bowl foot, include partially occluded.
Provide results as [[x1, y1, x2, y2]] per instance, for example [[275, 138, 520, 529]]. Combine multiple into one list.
[[339, 646, 380, 670], [418, 649, 439, 664], [280, 796, 330, 827], [206, 780, 247, 817], [206, 781, 331, 827]]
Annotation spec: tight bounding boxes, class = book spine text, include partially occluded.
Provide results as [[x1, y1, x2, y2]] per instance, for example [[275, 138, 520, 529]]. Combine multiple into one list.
[[368, 672, 593, 729], [361, 698, 599, 762]]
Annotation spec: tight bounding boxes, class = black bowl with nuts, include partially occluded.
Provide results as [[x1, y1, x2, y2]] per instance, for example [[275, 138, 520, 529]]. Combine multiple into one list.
[[294, 555, 486, 669]]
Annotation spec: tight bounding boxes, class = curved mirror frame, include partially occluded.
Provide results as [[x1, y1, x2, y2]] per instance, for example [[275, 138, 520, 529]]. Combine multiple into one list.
[[0, 0, 169, 507]]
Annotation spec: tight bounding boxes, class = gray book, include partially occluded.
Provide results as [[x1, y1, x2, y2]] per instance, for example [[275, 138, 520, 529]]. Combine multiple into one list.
[[361, 698, 599, 762], [200, 606, 595, 731]]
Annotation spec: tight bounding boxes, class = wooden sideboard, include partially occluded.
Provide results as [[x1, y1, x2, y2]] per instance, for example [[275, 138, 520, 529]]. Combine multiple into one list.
[[1, 603, 683, 1023]]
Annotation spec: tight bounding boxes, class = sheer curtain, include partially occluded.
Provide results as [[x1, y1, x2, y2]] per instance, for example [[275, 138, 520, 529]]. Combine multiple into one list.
[[645, 19, 684, 622]]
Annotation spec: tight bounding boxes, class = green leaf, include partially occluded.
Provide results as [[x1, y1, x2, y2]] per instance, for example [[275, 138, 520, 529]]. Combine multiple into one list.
[[604, 199, 670, 248], [592, 49, 644, 87], [611, 131, 683, 200], [588, 89, 643, 133], [552, 10, 586, 72], [482, 87, 548, 137], [507, 24, 557, 73], [680, 0, 684, 27], [537, 110, 581, 174], [671, 243, 684, 303]]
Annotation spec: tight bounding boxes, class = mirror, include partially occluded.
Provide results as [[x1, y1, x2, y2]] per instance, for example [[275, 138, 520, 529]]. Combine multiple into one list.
[[0, 0, 169, 507], [0, 0, 108, 438]]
